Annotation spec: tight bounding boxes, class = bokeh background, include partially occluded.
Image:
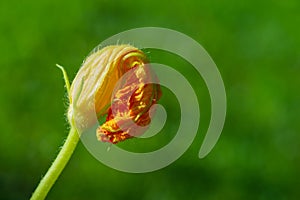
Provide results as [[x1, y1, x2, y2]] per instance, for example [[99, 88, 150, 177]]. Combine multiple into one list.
[[1, 0, 299, 199]]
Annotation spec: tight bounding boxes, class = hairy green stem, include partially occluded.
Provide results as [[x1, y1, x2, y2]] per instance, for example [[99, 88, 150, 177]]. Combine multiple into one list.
[[30, 126, 79, 200]]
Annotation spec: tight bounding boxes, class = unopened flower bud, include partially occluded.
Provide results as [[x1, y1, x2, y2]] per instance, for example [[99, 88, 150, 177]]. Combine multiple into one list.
[[68, 45, 161, 143]]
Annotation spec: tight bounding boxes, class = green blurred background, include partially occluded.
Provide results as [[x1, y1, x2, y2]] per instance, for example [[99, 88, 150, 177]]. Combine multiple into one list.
[[1, 0, 299, 199]]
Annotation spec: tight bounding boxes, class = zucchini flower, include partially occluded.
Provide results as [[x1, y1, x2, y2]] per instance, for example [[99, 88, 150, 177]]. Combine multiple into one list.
[[68, 45, 161, 143]]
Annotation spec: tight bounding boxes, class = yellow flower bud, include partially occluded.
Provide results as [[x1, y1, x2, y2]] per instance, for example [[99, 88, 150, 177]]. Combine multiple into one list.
[[68, 45, 161, 143]]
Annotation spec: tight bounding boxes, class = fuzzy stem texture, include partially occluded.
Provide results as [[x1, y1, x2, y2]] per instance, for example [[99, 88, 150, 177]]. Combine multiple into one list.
[[30, 126, 79, 200]]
